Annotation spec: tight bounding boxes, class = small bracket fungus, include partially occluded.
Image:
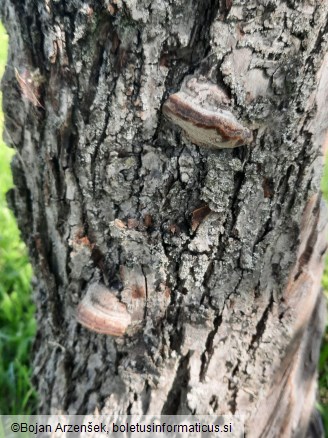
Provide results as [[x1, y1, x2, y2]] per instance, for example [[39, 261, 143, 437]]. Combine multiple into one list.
[[163, 76, 252, 149], [76, 284, 131, 336]]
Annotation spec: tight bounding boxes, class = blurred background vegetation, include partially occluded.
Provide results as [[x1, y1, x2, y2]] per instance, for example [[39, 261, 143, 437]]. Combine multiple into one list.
[[0, 23, 36, 414], [0, 20, 327, 429]]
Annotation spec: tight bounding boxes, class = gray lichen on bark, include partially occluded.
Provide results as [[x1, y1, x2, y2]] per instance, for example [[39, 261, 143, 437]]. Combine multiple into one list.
[[1, 0, 328, 436]]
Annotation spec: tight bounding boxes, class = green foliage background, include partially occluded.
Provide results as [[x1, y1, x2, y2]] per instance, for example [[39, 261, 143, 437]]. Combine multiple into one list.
[[0, 21, 327, 428], [0, 23, 36, 414]]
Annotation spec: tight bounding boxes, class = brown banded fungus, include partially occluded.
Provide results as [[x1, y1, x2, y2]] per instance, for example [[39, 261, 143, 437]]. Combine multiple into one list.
[[163, 76, 252, 149], [76, 284, 131, 336]]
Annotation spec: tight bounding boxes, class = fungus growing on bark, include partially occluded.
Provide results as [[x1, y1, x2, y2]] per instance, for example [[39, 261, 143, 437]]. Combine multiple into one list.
[[76, 284, 131, 336], [163, 76, 252, 149]]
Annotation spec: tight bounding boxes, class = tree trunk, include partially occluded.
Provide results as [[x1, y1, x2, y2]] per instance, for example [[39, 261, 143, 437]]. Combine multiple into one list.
[[1, 1, 328, 436]]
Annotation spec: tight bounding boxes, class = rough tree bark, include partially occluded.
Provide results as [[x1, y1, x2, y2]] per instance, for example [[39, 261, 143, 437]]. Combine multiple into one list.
[[1, 1, 328, 437]]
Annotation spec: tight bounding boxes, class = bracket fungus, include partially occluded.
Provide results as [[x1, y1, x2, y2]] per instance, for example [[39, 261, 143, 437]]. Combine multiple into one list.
[[76, 284, 131, 336], [163, 76, 252, 149]]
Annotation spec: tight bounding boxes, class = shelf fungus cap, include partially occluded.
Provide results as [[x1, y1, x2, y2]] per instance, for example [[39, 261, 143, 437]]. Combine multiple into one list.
[[76, 284, 131, 336], [163, 77, 252, 149]]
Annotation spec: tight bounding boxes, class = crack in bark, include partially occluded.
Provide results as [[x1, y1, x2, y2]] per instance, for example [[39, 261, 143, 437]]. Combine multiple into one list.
[[90, 93, 113, 195], [248, 290, 274, 355], [228, 359, 240, 415], [80, 22, 112, 123], [253, 213, 273, 248], [199, 314, 223, 382], [161, 352, 191, 415], [62, 349, 75, 412], [141, 265, 149, 319], [294, 195, 320, 281]]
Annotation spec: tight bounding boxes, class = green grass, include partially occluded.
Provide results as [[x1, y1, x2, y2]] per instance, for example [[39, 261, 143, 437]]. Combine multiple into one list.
[[0, 22, 37, 414]]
